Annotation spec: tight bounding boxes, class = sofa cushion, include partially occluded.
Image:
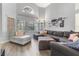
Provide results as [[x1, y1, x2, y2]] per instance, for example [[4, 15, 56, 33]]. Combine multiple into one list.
[[47, 30, 53, 35], [47, 30, 70, 38], [40, 30, 48, 35], [64, 32, 70, 38], [56, 32, 64, 37], [50, 42, 79, 56], [68, 33, 78, 41], [16, 31, 24, 36]]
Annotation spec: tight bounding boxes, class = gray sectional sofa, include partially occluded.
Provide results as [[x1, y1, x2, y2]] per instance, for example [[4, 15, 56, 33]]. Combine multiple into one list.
[[50, 42, 79, 56]]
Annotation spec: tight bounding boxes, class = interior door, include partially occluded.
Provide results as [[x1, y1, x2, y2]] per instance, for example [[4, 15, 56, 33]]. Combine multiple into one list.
[[7, 17, 15, 39]]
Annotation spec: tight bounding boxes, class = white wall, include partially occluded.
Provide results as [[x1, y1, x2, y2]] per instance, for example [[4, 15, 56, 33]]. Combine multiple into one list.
[[45, 3, 75, 31], [0, 3, 2, 42], [0, 3, 16, 42], [75, 4, 79, 32], [0, 4, 2, 32], [39, 7, 45, 19]]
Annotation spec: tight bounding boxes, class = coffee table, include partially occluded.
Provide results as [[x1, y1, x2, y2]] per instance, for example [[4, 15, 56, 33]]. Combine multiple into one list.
[[38, 37, 55, 50]]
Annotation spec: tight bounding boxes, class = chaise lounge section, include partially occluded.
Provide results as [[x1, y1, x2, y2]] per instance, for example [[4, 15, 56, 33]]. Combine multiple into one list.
[[50, 42, 79, 56]]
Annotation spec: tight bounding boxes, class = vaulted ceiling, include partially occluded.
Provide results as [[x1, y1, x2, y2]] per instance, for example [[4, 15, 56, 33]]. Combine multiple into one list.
[[16, 3, 50, 19]]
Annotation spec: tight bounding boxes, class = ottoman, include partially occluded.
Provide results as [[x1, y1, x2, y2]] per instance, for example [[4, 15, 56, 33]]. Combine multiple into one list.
[[38, 37, 55, 50], [10, 35, 31, 45]]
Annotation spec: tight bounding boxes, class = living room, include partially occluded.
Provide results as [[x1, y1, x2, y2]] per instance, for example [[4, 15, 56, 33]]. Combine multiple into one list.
[[0, 3, 79, 56]]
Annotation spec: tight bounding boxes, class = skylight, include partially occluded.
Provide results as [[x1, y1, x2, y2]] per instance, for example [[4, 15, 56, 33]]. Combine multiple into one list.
[[35, 3, 50, 8]]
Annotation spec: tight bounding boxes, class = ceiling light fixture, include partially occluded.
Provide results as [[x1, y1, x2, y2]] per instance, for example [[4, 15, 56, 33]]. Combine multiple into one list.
[[22, 6, 34, 14]]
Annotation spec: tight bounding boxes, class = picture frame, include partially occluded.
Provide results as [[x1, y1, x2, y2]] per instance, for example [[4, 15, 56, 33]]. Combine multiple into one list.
[[60, 20, 64, 27]]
